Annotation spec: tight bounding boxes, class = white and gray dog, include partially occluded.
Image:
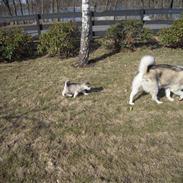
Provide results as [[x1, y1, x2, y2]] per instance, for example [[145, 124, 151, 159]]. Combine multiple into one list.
[[129, 55, 183, 105], [62, 80, 91, 98]]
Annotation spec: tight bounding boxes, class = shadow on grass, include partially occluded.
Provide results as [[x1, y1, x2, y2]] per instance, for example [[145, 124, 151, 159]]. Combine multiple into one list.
[[132, 91, 148, 103], [72, 49, 119, 68], [0, 104, 52, 127], [132, 88, 166, 103], [68, 86, 104, 97], [88, 50, 119, 65], [135, 40, 161, 50], [89, 87, 103, 93]]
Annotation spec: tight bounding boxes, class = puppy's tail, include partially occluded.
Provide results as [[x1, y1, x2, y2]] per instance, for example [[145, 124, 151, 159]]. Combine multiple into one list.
[[64, 80, 70, 87], [138, 55, 155, 75], [62, 80, 70, 97]]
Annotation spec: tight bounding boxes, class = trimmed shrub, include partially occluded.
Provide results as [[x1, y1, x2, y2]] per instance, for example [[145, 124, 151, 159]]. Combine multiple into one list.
[[0, 28, 33, 61], [38, 22, 80, 58], [159, 17, 183, 48], [101, 20, 153, 51]]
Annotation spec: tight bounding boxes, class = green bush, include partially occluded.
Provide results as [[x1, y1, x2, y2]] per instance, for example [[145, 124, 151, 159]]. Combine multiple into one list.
[[0, 28, 33, 61], [101, 20, 153, 50], [38, 22, 80, 58], [159, 17, 183, 47]]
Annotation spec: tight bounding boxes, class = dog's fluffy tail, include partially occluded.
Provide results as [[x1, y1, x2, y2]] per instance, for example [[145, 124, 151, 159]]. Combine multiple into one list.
[[138, 55, 155, 75]]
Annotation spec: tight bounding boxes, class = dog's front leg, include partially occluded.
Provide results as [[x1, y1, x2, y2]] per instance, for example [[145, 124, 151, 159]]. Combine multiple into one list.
[[83, 91, 89, 95], [151, 94, 163, 104]]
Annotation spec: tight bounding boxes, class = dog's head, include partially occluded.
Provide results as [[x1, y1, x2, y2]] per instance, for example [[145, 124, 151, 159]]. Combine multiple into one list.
[[82, 82, 91, 91]]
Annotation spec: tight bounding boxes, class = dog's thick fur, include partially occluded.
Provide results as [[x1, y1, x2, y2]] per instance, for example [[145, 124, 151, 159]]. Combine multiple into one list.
[[62, 80, 91, 98], [129, 55, 183, 105]]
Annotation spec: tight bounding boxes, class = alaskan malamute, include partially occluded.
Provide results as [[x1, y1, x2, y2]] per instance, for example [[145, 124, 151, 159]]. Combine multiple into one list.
[[129, 55, 183, 105]]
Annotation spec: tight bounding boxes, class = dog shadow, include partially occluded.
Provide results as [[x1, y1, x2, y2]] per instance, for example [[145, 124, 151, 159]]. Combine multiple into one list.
[[71, 87, 103, 98], [87, 87, 104, 94], [133, 88, 166, 103], [133, 91, 148, 103], [88, 50, 119, 65]]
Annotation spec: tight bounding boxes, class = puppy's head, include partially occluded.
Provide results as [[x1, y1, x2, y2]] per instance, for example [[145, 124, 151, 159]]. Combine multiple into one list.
[[82, 82, 91, 91]]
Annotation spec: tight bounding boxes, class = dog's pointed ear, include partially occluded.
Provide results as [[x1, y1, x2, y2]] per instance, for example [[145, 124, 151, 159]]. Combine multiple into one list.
[[84, 81, 90, 85]]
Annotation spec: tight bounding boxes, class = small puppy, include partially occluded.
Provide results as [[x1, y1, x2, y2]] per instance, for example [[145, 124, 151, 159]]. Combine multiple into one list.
[[129, 55, 183, 105], [62, 80, 91, 98]]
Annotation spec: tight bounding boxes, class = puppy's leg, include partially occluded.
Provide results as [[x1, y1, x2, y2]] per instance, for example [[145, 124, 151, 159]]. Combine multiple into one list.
[[66, 93, 73, 97], [165, 88, 174, 102], [62, 89, 66, 96], [150, 87, 162, 104], [83, 91, 89, 95], [129, 75, 142, 105], [73, 91, 79, 98]]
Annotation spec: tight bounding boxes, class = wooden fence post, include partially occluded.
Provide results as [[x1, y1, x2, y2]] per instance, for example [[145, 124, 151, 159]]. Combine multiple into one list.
[[36, 14, 42, 36], [140, 9, 145, 24]]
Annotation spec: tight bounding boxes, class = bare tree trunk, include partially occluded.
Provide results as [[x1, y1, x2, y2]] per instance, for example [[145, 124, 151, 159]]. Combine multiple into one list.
[[56, 0, 59, 12], [12, 0, 17, 16], [18, 0, 24, 15], [105, 0, 110, 10], [25, 0, 30, 15], [148, 0, 151, 8], [114, 0, 118, 10], [41, 0, 44, 14], [170, 0, 174, 8], [73, 0, 76, 12], [30, 0, 34, 14], [52, 0, 55, 13], [114, 0, 118, 21], [140, 0, 144, 8], [78, 0, 91, 67], [2, 0, 12, 16]]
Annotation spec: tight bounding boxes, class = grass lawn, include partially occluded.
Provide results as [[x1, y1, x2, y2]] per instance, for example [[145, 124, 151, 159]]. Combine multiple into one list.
[[0, 47, 183, 183]]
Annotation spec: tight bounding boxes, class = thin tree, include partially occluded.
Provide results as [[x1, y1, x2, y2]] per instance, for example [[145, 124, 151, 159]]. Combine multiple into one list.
[[78, 0, 91, 67], [52, 0, 55, 13], [2, 0, 12, 16], [73, 0, 76, 12], [30, 0, 34, 14], [41, 0, 44, 14], [170, 0, 174, 8], [140, 0, 144, 8], [56, 0, 59, 13], [105, 0, 110, 10], [25, 0, 30, 15], [12, 0, 17, 16], [18, 0, 24, 15]]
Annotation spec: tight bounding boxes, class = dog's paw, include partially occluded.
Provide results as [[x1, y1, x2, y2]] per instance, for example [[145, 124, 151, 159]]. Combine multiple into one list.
[[156, 101, 163, 104], [129, 101, 135, 105], [168, 97, 174, 102]]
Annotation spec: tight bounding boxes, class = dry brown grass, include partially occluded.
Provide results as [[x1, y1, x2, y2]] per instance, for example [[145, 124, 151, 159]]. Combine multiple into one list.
[[0, 47, 183, 183]]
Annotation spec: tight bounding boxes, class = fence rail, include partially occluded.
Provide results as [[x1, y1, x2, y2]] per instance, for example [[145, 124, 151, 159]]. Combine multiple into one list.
[[0, 8, 183, 37]]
